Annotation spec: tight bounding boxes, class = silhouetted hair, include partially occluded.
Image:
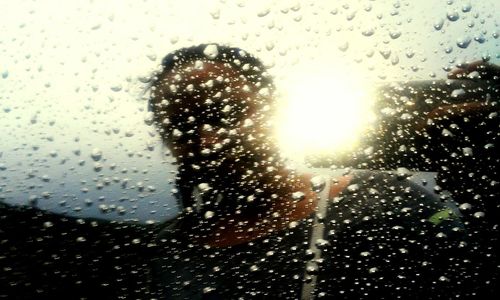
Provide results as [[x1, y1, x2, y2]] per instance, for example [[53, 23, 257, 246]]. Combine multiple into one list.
[[148, 43, 273, 116]]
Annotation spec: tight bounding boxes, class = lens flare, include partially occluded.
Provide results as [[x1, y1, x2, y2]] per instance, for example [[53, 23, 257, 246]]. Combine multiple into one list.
[[274, 67, 375, 161]]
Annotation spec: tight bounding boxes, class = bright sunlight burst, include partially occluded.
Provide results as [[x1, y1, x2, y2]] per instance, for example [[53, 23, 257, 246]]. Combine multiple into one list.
[[274, 66, 375, 161]]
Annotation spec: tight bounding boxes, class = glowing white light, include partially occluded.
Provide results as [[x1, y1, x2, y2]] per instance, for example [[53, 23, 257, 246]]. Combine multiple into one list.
[[275, 67, 375, 161]]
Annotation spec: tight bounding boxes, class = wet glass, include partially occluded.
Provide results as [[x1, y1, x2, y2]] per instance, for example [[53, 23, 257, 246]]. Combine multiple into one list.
[[0, 0, 498, 299]]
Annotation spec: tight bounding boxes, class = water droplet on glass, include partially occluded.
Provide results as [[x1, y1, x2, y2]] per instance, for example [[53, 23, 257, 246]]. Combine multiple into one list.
[[451, 88, 466, 97], [203, 44, 219, 59], [310, 176, 326, 193], [446, 11, 459, 22], [91, 148, 103, 161], [346, 11, 356, 21], [362, 28, 375, 36], [347, 184, 359, 193], [246, 195, 255, 203], [210, 9, 220, 20], [258, 88, 270, 97], [441, 129, 453, 137], [198, 183, 212, 193], [243, 118, 254, 128], [434, 18, 444, 30], [170, 36, 179, 44], [144, 112, 154, 125], [110, 85, 122, 92], [292, 191, 305, 201], [172, 129, 183, 139], [474, 34, 485, 44], [462, 147, 473, 157], [459, 203, 472, 211], [257, 8, 270, 17], [389, 31, 401, 39], [94, 163, 103, 172], [28, 195, 38, 205], [338, 42, 349, 52], [473, 211, 485, 218], [462, 3, 472, 13], [456, 36, 471, 49], [204, 210, 215, 219], [43, 221, 53, 228]]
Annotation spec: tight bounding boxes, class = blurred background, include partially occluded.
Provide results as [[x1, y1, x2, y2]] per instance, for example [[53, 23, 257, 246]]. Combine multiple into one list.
[[0, 0, 498, 222]]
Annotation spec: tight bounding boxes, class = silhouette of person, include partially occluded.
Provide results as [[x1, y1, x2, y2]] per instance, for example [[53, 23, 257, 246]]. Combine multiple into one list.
[[148, 44, 473, 299]]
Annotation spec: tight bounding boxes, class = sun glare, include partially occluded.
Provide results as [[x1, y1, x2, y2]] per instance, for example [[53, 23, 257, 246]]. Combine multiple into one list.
[[275, 67, 375, 162]]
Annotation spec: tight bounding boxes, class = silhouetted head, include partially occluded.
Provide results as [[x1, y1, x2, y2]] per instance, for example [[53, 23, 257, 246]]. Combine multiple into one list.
[[149, 44, 283, 214], [150, 44, 275, 159]]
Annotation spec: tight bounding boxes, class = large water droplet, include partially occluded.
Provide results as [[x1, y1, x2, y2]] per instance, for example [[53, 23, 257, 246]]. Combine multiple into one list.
[[203, 44, 219, 59], [310, 176, 326, 193]]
